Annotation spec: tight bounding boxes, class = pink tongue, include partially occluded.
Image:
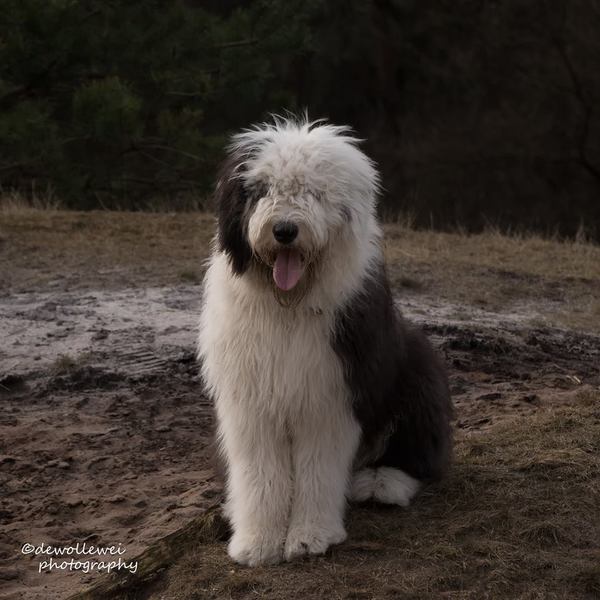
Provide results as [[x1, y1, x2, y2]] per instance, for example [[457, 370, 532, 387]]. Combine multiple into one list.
[[273, 248, 303, 291]]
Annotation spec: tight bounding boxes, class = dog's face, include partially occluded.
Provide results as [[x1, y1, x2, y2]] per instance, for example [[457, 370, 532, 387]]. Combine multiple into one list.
[[214, 119, 379, 301]]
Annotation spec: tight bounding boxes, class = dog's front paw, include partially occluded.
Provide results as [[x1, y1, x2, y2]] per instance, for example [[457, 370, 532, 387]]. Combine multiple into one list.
[[284, 524, 347, 561], [228, 529, 284, 566]]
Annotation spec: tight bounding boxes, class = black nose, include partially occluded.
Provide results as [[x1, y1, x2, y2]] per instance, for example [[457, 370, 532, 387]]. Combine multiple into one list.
[[272, 221, 298, 244]]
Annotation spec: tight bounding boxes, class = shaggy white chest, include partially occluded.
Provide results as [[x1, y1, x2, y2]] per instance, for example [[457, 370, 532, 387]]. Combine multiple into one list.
[[199, 253, 350, 425]]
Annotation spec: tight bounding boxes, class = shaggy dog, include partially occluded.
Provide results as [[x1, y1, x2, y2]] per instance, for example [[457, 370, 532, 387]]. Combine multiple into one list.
[[198, 118, 452, 566]]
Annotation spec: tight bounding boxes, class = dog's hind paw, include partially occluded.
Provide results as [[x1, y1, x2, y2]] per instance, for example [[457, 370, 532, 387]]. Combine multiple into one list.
[[373, 467, 420, 506], [350, 467, 420, 506]]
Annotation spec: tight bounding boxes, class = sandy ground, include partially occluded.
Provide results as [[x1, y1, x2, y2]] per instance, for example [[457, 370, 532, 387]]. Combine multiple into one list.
[[0, 284, 219, 599], [1, 210, 599, 599]]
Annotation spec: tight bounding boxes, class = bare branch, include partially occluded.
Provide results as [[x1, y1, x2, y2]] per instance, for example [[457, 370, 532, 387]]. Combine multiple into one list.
[[139, 144, 203, 162], [214, 38, 258, 49], [552, 36, 600, 183]]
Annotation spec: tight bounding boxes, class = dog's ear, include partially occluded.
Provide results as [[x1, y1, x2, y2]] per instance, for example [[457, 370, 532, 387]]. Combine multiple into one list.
[[214, 153, 252, 275]]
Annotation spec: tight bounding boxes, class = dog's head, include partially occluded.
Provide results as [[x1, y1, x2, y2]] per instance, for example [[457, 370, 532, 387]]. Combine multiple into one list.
[[214, 117, 379, 302]]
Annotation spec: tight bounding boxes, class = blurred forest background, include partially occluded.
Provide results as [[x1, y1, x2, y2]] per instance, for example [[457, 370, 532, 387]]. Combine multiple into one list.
[[1, 0, 599, 237]]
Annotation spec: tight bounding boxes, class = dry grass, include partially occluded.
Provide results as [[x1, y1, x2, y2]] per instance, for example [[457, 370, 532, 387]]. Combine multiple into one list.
[[1, 206, 599, 330], [384, 225, 600, 281], [0, 188, 63, 212], [383, 225, 600, 322], [0, 208, 215, 292], [50, 353, 79, 375], [152, 389, 600, 600], [49, 352, 93, 376]]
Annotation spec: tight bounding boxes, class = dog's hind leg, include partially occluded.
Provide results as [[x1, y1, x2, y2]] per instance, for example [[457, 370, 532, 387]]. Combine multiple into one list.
[[374, 326, 453, 483], [350, 327, 452, 507]]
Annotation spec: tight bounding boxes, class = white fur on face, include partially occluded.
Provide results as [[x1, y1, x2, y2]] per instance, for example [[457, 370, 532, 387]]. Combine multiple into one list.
[[247, 190, 331, 267], [236, 120, 380, 276]]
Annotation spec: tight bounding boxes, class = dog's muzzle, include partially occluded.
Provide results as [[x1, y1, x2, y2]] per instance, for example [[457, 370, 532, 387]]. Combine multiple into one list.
[[270, 221, 305, 291], [272, 221, 298, 245]]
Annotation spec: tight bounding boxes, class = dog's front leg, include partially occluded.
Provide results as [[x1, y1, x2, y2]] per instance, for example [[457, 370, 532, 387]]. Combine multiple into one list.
[[285, 410, 360, 560], [220, 409, 292, 566]]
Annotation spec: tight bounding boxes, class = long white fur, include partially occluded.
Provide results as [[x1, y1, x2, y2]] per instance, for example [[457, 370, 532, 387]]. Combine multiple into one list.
[[198, 119, 418, 566], [350, 467, 420, 506]]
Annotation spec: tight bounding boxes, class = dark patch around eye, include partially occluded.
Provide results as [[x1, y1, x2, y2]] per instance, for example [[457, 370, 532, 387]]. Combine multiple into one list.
[[246, 181, 268, 203]]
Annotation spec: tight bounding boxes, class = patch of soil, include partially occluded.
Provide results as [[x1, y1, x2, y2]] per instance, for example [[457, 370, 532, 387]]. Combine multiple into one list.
[[434, 323, 600, 431], [1, 283, 598, 599], [0, 356, 219, 600]]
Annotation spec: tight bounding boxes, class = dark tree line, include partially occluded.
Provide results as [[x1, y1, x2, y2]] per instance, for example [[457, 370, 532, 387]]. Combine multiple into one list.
[[1, 0, 599, 236]]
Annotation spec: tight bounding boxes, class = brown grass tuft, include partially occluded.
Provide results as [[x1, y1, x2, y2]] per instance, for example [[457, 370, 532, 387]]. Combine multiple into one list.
[[0, 189, 62, 213], [50, 354, 79, 375]]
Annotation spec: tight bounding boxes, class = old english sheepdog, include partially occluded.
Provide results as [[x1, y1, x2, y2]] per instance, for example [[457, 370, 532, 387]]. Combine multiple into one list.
[[198, 117, 452, 566]]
